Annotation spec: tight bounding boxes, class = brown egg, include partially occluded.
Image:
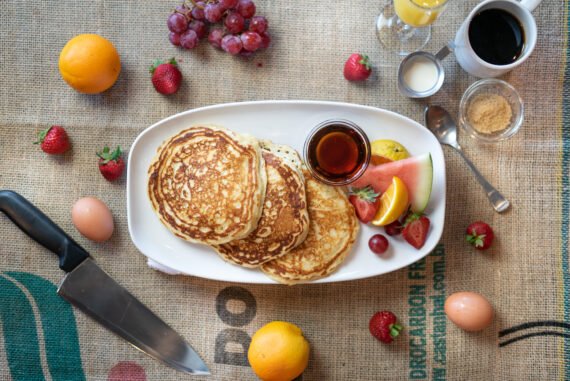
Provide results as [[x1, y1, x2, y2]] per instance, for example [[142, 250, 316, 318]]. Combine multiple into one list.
[[71, 197, 114, 242], [444, 291, 494, 332]]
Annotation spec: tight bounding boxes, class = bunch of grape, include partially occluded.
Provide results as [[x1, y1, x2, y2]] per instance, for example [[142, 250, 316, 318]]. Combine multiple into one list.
[[167, 0, 270, 56]]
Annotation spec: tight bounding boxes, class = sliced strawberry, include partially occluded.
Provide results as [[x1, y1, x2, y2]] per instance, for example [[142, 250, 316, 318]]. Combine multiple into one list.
[[402, 214, 430, 249], [348, 186, 380, 223]]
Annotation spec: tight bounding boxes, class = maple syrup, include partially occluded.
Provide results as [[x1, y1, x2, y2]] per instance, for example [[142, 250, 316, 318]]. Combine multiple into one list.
[[304, 120, 370, 186]]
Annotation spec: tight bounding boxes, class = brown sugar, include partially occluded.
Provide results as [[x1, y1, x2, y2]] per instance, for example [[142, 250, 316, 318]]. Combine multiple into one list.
[[466, 94, 512, 134]]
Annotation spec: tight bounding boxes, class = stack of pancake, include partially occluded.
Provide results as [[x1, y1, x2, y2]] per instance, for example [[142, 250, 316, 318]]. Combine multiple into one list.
[[148, 125, 358, 284]]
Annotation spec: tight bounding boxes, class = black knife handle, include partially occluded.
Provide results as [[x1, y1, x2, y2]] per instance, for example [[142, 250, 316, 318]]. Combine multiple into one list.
[[0, 190, 89, 272]]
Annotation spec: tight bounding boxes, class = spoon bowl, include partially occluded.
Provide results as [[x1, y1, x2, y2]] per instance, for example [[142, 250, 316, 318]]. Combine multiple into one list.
[[424, 105, 459, 149], [424, 105, 510, 213]]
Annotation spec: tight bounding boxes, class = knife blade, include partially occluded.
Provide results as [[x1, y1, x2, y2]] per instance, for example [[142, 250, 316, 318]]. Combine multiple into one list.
[[0, 190, 210, 375]]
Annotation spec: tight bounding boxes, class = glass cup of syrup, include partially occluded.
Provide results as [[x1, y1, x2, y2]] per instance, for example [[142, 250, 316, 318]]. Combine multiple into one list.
[[303, 119, 371, 186]]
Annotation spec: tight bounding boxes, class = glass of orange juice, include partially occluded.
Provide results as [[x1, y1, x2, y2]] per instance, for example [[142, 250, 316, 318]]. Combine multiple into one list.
[[376, 0, 449, 55]]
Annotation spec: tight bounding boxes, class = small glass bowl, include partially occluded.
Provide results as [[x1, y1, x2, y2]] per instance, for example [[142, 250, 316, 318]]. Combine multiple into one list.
[[459, 79, 524, 143], [303, 119, 371, 186]]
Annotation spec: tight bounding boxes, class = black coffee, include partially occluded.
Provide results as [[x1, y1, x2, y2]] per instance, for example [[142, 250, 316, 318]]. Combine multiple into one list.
[[468, 9, 525, 65]]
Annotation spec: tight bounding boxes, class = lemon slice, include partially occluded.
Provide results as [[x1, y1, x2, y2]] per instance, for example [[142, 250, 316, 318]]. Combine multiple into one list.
[[371, 139, 410, 162], [371, 176, 409, 226]]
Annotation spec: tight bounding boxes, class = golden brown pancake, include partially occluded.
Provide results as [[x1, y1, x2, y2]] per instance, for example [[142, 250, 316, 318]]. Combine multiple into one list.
[[261, 168, 359, 285], [214, 144, 309, 267], [148, 125, 266, 245]]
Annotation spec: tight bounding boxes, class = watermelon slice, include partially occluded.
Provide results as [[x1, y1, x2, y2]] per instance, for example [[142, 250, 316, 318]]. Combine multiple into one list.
[[352, 153, 433, 213]]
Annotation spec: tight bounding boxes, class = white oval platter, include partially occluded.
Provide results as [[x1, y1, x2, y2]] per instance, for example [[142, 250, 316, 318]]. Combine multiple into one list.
[[127, 100, 446, 284]]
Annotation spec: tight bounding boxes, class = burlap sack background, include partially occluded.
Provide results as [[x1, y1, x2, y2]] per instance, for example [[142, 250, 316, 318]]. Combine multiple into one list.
[[1, 0, 568, 380]]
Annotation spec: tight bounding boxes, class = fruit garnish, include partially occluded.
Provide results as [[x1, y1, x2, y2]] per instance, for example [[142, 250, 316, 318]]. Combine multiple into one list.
[[371, 139, 410, 162], [34, 126, 71, 155], [150, 58, 182, 95], [371, 176, 409, 226], [369, 311, 403, 344], [384, 219, 403, 236], [466, 221, 494, 250], [248, 321, 309, 381], [348, 186, 380, 223], [167, 0, 270, 57], [369, 234, 389, 255], [59, 34, 121, 94], [402, 213, 430, 249], [97, 146, 125, 181], [343, 53, 372, 81], [351, 153, 433, 213]]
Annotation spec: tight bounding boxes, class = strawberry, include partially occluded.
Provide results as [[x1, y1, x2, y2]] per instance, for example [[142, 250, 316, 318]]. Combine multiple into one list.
[[369, 311, 403, 344], [348, 186, 380, 223], [402, 213, 430, 249], [150, 58, 182, 95], [343, 53, 372, 81], [97, 146, 125, 181], [34, 125, 70, 154], [466, 221, 494, 250]]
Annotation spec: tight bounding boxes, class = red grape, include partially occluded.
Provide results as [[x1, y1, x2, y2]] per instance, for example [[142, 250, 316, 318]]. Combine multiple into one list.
[[167, 13, 189, 34], [384, 220, 402, 236], [204, 3, 224, 23], [219, 0, 239, 10], [369, 234, 389, 255], [180, 29, 199, 49], [169, 32, 181, 46], [236, 0, 255, 18], [259, 32, 271, 49], [240, 31, 262, 52], [249, 16, 268, 34], [188, 20, 208, 39], [191, 2, 206, 20], [221, 34, 243, 55], [167, 0, 270, 57], [175, 5, 191, 18], [208, 28, 225, 49], [225, 12, 245, 34]]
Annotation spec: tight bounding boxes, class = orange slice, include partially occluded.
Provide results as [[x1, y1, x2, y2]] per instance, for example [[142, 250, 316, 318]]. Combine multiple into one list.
[[371, 176, 409, 226]]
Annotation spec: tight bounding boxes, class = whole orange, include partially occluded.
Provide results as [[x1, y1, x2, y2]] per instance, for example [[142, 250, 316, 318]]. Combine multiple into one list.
[[59, 34, 121, 94], [248, 321, 310, 381]]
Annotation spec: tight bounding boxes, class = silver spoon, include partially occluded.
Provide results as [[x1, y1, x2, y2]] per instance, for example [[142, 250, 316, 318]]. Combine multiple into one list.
[[425, 105, 510, 213]]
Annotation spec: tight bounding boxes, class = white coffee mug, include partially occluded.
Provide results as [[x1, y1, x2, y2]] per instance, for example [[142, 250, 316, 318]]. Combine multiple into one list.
[[454, 0, 542, 78]]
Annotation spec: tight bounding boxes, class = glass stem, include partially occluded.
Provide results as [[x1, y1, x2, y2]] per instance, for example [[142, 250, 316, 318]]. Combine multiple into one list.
[[394, 17, 417, 41]]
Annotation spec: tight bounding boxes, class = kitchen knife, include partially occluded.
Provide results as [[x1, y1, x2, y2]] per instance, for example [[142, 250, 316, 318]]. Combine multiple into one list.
[[0, 190, 210, 375]]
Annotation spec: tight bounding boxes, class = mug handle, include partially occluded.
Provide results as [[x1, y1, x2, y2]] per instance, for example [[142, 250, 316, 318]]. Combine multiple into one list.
[[519, 0, 542, 12]]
